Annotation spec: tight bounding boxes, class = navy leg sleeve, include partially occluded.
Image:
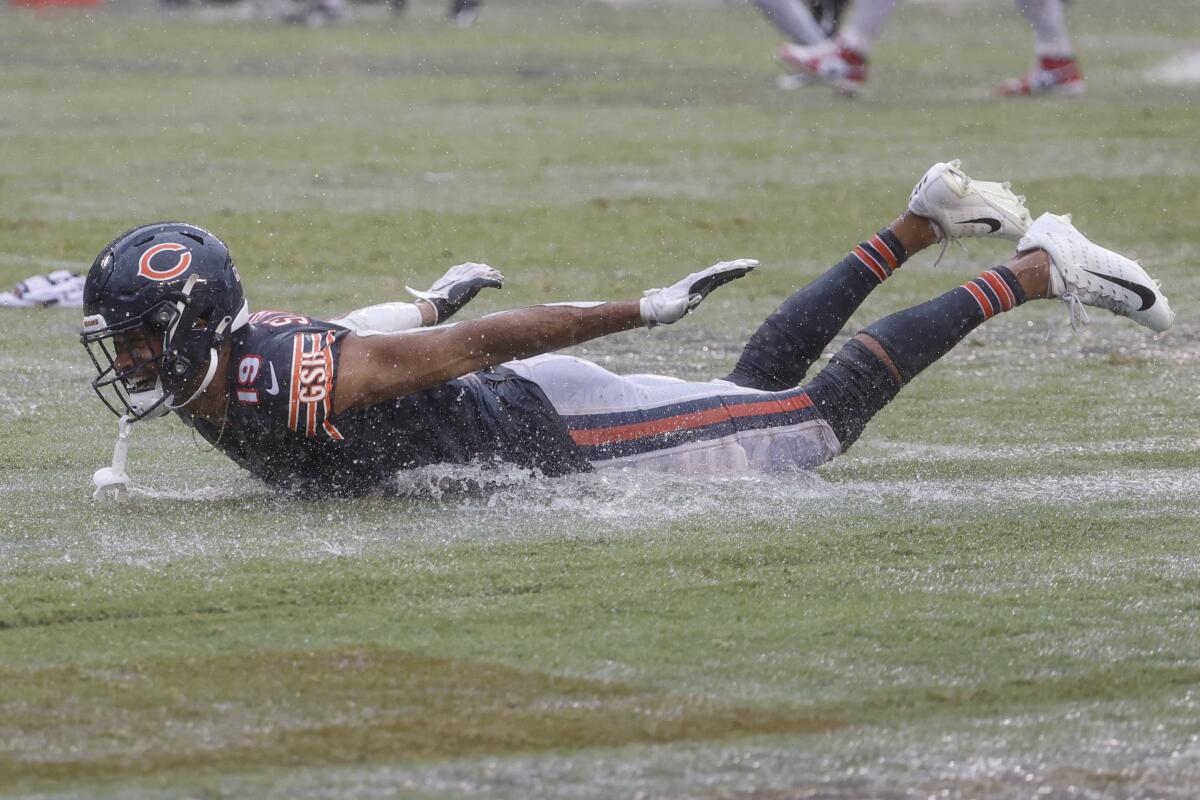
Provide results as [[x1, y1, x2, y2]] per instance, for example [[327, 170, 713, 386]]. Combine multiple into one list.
[[805, 265, 1027, 449], [862, 265, 1026, 383], [725, 229, 907, 391], [803, 338, 901, 450]]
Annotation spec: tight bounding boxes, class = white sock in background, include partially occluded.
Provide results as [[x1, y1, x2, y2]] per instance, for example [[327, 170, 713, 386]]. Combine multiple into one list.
[[838, 0, 902, 56], [754, 0, 829, 45], [1015, 0, 1074, 58]]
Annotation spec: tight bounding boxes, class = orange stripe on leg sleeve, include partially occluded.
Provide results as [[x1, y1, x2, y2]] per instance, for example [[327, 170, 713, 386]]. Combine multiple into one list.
[[963, 281, 994, 318]]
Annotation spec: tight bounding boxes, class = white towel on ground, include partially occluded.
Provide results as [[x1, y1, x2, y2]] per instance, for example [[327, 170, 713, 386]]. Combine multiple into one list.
[[0, 270, 86, 308]]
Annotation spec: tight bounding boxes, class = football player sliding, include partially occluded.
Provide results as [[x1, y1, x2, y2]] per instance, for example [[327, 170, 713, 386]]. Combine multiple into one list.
[[81, 161, 1172, 499]]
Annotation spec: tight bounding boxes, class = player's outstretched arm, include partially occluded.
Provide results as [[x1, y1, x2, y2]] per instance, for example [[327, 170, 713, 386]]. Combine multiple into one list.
[[332, 259, 756, 413], [333, 301, 642, 413]]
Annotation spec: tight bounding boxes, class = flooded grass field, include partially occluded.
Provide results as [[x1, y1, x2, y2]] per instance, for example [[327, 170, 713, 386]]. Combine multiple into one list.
[[1, 0, 1199, 796]]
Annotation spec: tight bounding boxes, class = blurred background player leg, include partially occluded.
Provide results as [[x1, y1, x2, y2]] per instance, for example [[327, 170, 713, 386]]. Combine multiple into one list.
[[449, 0, 480, 27], [999, 0, 1086, 96], [386, 0, 479, 27], [758, 0, 850, 88], [283, 0, 346, 25], [755, 0, 830, 47], [810, 0, 849, 36], [778, 0, 903, 96]]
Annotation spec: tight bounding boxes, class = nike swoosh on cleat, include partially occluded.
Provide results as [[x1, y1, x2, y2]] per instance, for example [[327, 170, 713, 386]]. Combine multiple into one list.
[[963, 217, 1002, 233], [265, 363, 280, 395], [1083, 269, 1157, 311]]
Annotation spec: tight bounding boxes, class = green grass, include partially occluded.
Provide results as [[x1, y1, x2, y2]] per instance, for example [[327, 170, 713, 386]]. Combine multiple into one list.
[[2, 0, 1200, 797]]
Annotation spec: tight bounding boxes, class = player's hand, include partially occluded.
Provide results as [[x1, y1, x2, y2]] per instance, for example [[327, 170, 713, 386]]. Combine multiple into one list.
[[638, 259, 757, 327], [406, 262, 505, 323]]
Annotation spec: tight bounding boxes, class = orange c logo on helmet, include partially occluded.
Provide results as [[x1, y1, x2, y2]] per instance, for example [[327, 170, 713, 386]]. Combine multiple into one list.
[[137, 243, 192, 281]]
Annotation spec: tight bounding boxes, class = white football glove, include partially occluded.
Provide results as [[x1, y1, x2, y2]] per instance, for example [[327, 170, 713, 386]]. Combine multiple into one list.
[[406, 262, 505, 323], [639, 259, 758, 327]]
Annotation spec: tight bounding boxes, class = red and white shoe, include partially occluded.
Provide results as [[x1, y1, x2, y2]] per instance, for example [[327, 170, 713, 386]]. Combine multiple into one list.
[[997, 56, 1085, 97], [777, 40, 867, 96]]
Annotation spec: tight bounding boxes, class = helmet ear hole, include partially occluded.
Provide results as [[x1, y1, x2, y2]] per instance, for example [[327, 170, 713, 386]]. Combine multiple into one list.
[[193, 305, 215, 331]]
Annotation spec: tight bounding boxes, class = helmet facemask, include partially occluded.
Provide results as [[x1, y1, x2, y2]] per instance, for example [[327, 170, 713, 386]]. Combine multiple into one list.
[[83, 299, 182, 420], [82, 276, 247, 421], [81, 222, 249, 423]]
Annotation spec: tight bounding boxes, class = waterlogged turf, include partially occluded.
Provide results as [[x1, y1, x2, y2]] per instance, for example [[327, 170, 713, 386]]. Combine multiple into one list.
[[2, 646, 839, 785], [2, 0, 1200, 797]]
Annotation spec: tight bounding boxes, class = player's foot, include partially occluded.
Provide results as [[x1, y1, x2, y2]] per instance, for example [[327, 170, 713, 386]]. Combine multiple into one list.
[[777, 40, 867, 96], [1019, 212, 1173, 332], [997, 56, 1085, 97], [908, 160, 1033, 243]]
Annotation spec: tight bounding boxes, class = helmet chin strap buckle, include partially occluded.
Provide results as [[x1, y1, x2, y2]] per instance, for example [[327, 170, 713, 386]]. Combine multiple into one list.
[[93, 415, 134, 501]]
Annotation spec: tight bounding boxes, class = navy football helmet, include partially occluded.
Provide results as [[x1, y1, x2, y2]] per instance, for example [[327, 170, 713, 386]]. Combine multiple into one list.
[[81, 222, 250, 420]]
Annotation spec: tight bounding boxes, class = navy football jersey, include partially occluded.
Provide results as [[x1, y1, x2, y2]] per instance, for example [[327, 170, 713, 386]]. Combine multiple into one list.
[[188, 311, 588, 496]]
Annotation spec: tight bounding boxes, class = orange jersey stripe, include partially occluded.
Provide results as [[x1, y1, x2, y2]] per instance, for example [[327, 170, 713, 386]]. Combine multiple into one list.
[[288, 334, 304, 431], [569, 393, 813, 447]]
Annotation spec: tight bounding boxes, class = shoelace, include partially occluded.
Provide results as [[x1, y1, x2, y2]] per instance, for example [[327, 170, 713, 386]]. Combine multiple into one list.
[[1056, 260, 1146, 332], [930, 232, 968, 269], [1059, 292, 1091, 331]]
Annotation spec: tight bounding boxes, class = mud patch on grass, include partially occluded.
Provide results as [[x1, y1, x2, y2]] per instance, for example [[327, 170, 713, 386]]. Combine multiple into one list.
[[0, 646, 840, 791]]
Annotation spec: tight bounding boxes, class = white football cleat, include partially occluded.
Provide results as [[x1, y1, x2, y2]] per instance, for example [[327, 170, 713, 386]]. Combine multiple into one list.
[[1019, 212, 1173, 333], [908, 160, 1033, 243]]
